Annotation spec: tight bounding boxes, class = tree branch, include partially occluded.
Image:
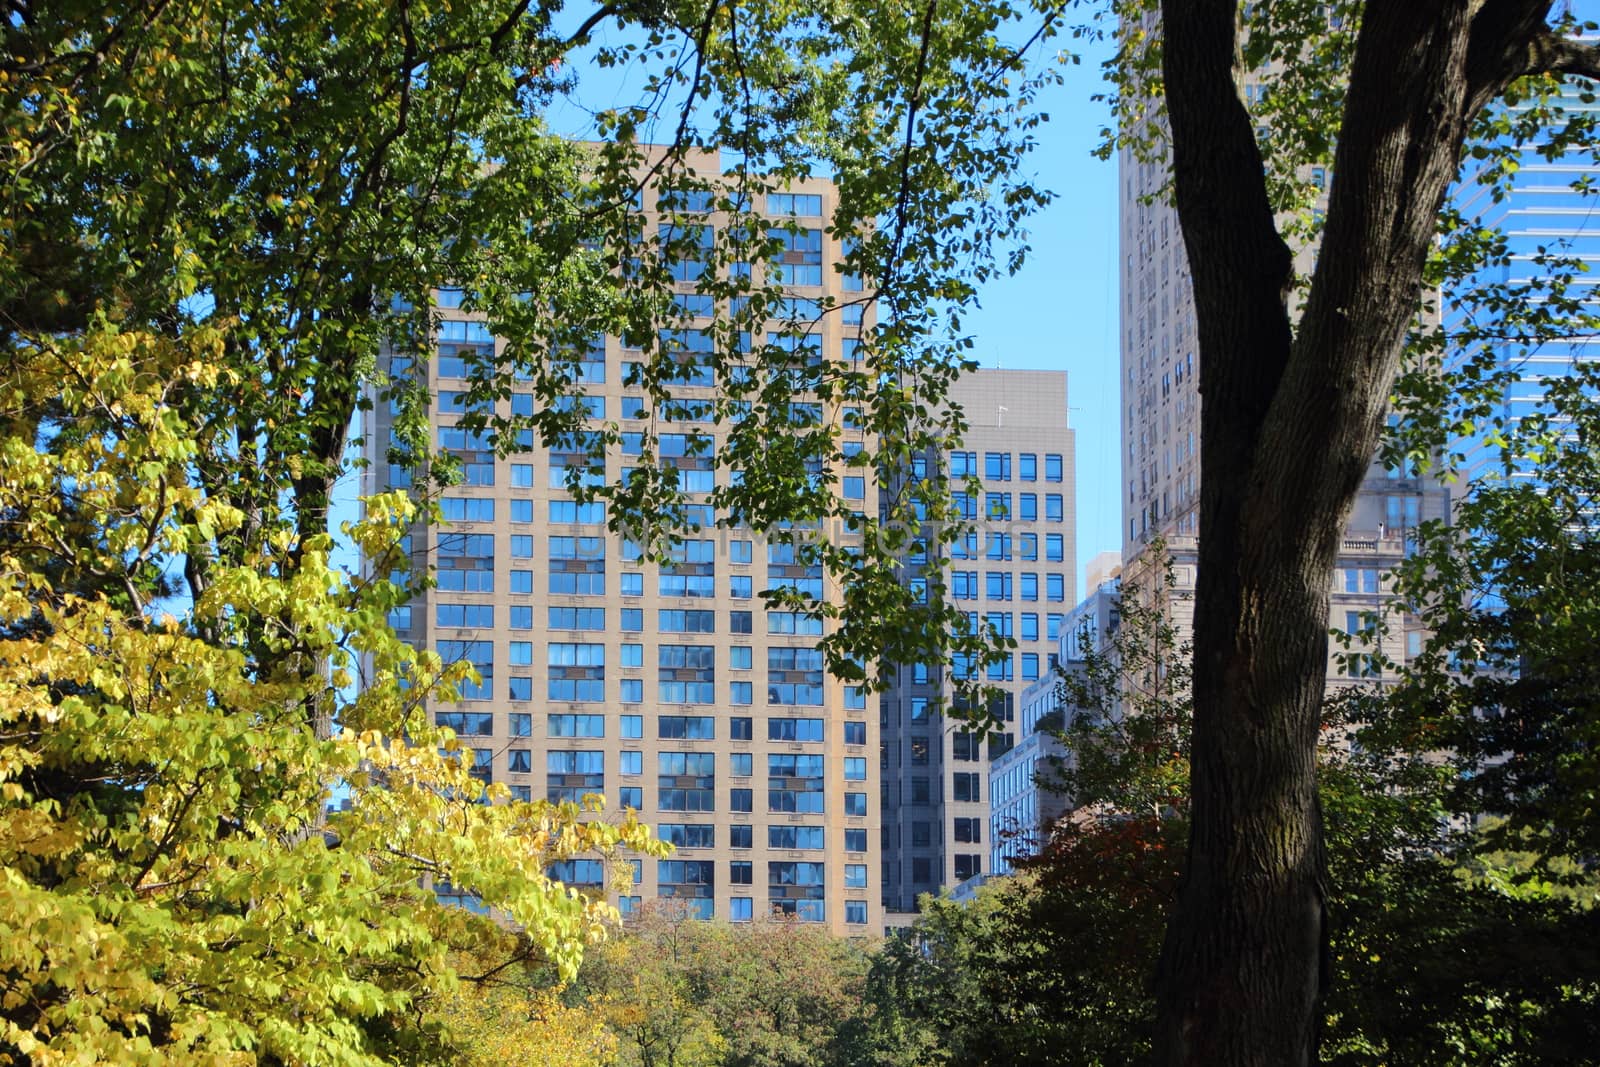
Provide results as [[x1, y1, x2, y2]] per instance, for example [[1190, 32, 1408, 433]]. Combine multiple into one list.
[[1518, 28, 1600, 80], [884, 0, 941, 294]]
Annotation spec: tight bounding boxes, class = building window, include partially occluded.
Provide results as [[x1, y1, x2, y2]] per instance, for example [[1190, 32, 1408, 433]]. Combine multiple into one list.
[[658, 860, 715, 919], [767, 646, 825, 706], [768, 717, 825, 742], [767, 192, 823, 216], [1045, 454, 1063, 482], [659, 715, 716, 740], [768, 754, 825, 813], [954, 732, 984, 762], [767, 227, 823, 286], [549, 606, 605, 631], [658, 823, 715, 849], [767, 861, 825, 922], [546, 750, 604, 803], [658, 752, 716, 812], [548, 714, 604, 738], [731, 897, 753, 922], [769, 825, 826, 850], [548, 642, 605, 702], [437, 639, 493, 701], [1019, 453, 1037, 481], [435, 710, 493, 737], [845, 900, 868, 925], [658, 644, 716, 704]]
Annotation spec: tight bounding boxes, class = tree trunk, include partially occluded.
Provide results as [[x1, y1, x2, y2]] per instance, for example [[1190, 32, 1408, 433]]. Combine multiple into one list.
[[1148, 2, 1576, 1062]]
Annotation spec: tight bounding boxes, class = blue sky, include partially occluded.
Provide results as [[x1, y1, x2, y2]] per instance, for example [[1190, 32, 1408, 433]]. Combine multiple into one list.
[[953, 47, 1122, 586]]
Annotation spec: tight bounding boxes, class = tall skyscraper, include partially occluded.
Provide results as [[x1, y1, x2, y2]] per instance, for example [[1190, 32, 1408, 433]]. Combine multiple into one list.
[[365, 155, 884, 934], [1118, 79, 1449, 693], [1448, 79, 1600, 487], [878, 368, 1076, 916]]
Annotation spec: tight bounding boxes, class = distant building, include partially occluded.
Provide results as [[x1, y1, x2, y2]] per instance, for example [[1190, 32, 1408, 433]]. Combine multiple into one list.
[[878, 369, 1076, 912], [1118, 52, 1449, 689], [1447, 79, 1600, 488], [365, 151, 882, 934]]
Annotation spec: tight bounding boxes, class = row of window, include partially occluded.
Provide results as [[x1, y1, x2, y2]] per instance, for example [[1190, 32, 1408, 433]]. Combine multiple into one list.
[[652, 823, 873, 856], [891, 817, 984, 849], [948, 451, 1065, 483], [978, 492, 1067, 522], [443, 668, 870, 708], [886, 774, 981, 805], [427, 568, 821, 601], [948, 531, 1068, 561], [615, 897, 867, 924], [884, 854, 983, 888], [438, 711, 869, 741], [649, 858, 859, 891], [948, 571, 1070, 602]]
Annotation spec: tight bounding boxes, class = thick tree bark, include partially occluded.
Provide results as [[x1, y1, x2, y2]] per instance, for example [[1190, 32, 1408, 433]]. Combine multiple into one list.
[[1149, 2, 1592, 1063]]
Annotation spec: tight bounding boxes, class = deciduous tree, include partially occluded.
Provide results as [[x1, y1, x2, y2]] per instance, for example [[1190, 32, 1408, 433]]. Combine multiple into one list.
[[1105, 2, 1600, 1060], [0, 336, 660, 1063]]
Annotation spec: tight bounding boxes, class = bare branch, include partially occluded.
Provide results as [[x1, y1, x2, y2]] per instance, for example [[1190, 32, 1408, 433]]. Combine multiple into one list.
[[883, 0, 941, 293]]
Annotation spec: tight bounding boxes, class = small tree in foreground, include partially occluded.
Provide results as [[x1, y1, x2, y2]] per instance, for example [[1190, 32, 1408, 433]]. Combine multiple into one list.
[[0, 336, 661, 1064]]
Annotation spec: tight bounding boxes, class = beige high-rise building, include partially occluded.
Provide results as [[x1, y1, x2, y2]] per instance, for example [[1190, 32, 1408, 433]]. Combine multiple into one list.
[[364, 153, 883, 934]]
